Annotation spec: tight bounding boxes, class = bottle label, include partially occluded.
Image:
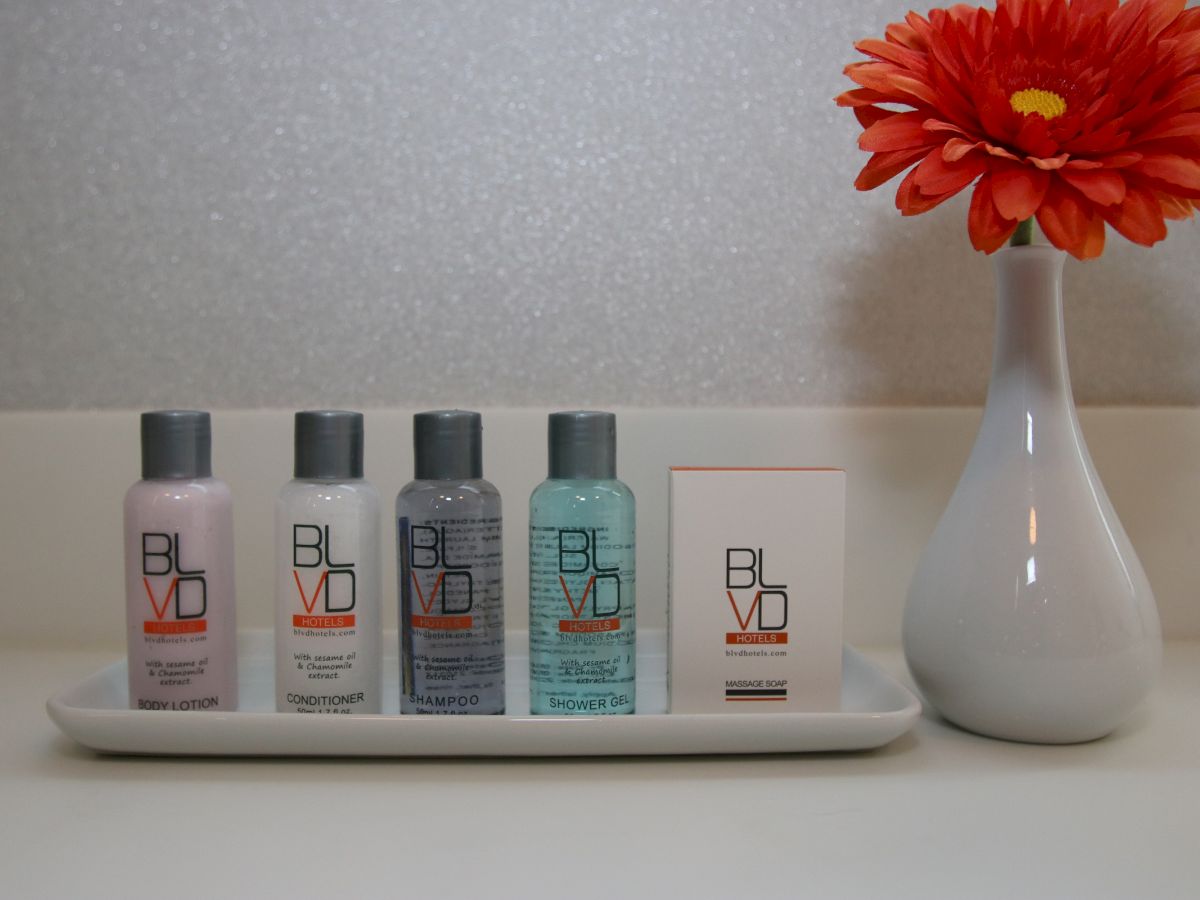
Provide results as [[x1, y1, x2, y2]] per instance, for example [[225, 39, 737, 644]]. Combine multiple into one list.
[[529, 523, 635, 714], [133, 531, 225, 710], [400, 516, 505, 714], [279, 521, 376, 714]]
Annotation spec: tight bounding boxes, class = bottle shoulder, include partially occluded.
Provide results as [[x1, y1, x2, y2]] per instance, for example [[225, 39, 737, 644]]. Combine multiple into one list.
[[277, 479, 380, 502], [396, 479, 502, 515], [276, 480, 380, 520], [125, 477, 232, 508], [530, 480, 633, 501], [398, 478, 500, 497], [529, 478, 635, 509]]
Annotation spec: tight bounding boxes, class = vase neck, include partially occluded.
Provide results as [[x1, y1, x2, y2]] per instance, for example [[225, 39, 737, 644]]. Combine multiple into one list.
[[986, 246, 1073, 408]]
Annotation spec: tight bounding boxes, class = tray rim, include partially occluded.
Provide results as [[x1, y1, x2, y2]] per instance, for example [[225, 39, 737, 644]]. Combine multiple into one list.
[[47, 636, 921, 758]]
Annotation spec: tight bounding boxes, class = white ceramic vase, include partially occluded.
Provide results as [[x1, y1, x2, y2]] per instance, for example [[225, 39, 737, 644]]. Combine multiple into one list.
[[903, 244, 1162, 744]]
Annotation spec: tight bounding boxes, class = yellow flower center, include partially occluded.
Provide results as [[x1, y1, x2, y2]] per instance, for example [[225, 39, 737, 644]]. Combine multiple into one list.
[[1009, 88, 1067, 120]]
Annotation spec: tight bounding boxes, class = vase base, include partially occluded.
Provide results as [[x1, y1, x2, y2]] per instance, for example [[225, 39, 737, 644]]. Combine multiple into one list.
[[932, 709, 1120, 745], [905, 635, 1161, 746]]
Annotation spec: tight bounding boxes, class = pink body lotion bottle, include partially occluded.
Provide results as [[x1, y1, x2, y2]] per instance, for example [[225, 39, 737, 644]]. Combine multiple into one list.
[[124, 410, 238, 711]]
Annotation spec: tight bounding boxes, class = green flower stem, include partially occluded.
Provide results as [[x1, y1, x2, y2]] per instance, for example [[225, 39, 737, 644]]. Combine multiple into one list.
[[1010, 218, 1034, 247]]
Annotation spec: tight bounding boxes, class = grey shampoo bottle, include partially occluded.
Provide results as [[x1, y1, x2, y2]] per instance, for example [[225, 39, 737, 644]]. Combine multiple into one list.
[[397, 410, 505, 714]]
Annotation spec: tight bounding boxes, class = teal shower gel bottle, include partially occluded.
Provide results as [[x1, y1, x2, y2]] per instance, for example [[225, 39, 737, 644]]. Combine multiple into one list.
[[529, 411, 635, 715]]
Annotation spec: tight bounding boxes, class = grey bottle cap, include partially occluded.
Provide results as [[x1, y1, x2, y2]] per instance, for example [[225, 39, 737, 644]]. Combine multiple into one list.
[[549, 410, 616, 480], [294, 410, 364, 480], [414, 410, 482, 480], [141, 410, 212, 480]]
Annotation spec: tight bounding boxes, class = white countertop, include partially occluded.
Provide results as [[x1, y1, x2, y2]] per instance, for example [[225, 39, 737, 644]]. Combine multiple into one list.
[[3, 643, 1196, 900]]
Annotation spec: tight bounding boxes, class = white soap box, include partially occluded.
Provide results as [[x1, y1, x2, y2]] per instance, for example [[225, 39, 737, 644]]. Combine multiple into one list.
[[668, 467, 845, 714]]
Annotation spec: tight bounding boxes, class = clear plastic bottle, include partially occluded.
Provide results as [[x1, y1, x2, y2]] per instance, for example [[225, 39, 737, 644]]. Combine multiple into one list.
[[529, 411, 635, 715], [124, 410, 238, 711], [275, 410, 381, 714], [397, 410, 505, 714]]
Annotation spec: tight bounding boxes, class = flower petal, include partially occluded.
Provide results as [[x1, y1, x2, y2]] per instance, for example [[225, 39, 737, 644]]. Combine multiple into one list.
[[1070, 213, 1104, 262], [976, 76, 1018, 144], [1158, 191, 1197, 221], [1075, 0, 1119, 19], [855, 147, 930, 191], [854, 38, 929, 71], [896, 166, 961, 215], [1059, 168, 1128, 207], [912, 149, 988, 195], [991, 163, 1052, 221], [944, 137, 984, 161], [859, 111, 939, 152], [1136, 154, 1200, 192], [924, 119, 969, 136], [849, 64, 940, 107], [1036, 181, 1096, 259], [1133, 111, 1200, 143], [968, 174, 1019, 253], [1028, 154, 1071, 171], [1079, 213, 1107, 260], [1110, 0, 1187, 50], [835, 88, 896, 108], [885, 21, 924, 51], [1096, 152, 1144, 168], [885, 74, 941, 108], [1011, 109, 1060, 159], [982, 142, 1023, 162], [854, 104, 894, 129], [1101, 183, 1170, 246]]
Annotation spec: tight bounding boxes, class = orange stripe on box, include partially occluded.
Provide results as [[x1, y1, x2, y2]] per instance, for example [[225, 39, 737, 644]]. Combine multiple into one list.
[[144, 620, 207, 635], [411, 614, 472, 630], [725, 632, 788, 645], [559, 618, 621, 633], [292, 614, 356, 629]]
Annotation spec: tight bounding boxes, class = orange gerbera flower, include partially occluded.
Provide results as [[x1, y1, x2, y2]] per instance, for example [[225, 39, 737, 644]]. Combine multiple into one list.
[[838, 0, 1200, 259]]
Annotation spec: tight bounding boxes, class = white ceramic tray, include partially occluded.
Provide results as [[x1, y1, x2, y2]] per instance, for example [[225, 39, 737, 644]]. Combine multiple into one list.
[[47, 630, 920, 757]]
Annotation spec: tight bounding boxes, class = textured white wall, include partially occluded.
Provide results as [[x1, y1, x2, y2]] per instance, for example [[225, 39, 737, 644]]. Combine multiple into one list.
[[2, 0, 1198, 410]]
